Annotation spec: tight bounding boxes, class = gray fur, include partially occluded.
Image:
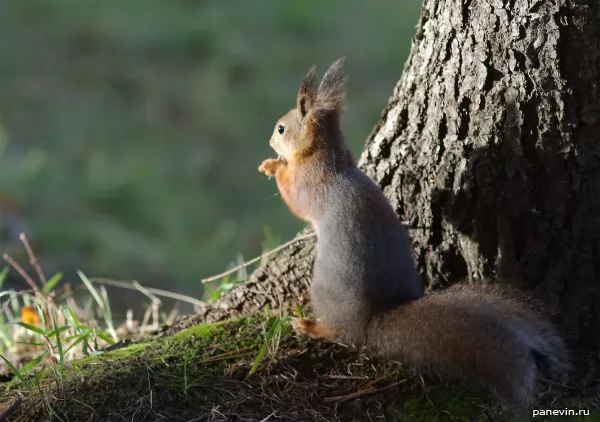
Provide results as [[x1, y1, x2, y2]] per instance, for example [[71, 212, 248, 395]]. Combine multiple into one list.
[[310, 167, 423, 344], [436, 284, 571, 380], [362, 285, 570, 409]]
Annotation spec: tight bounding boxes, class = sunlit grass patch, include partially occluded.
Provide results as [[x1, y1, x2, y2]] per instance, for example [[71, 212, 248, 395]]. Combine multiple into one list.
[[0, 233, 203, 389]]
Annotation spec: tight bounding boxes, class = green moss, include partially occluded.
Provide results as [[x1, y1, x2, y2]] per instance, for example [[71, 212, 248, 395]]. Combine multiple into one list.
[[401, 384, 492, 422], [7, 316, 270, 420], [1, 314, 591, 421]]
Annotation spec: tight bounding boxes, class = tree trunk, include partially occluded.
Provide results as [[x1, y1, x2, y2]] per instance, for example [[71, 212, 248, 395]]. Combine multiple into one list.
[[200, 0, 600, 387]]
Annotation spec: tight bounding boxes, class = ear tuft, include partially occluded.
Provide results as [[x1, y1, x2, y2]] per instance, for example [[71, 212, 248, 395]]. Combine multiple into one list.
[[316, 57, 347, 112], [297, 65, 317, 116]]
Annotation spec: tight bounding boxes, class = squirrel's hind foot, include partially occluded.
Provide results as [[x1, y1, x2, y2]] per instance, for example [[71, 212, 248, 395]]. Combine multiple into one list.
[[291, 318, 336, 339]]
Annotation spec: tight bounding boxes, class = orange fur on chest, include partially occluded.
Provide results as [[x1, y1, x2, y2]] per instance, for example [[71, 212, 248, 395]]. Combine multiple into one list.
[[275, 163, 310, 221], [274, 158, 324, 223]]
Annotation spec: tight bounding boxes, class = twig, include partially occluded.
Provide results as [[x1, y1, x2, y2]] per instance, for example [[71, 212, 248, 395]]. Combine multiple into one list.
[[132, 280, 161, 305], [91, 278, 205, 307], [196, 349, 254, 364], [259, 409, 278, 422], [321, 374, 369, 380], [0, 393, 23, 420], [166, 302, 180, 325], [2, 253, 39, 292], [140, 305, 153, 335], [19, 232, 47, 285], [2, 301, 14, 322], [539, 377, 577, 390], [200, 223, 422, 286], [324, 379, 406, 402], [201, 232, 316, 284]]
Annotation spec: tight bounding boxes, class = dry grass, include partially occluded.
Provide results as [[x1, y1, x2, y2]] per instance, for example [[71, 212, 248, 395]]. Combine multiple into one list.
[[0, 233, 202, 412]]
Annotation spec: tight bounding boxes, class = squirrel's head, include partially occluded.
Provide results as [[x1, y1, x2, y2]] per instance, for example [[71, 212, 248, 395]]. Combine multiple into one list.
[[269, 58, 347, 160]]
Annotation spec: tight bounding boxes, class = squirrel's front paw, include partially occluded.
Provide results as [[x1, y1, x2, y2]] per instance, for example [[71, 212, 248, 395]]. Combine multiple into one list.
[[291, 318, 334, 339], [258, 158, 283, 177]]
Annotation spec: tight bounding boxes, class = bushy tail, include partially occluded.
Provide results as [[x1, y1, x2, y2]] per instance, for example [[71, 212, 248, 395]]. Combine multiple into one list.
[[436, 284, 571, 380], [366, 283, 570, 409]]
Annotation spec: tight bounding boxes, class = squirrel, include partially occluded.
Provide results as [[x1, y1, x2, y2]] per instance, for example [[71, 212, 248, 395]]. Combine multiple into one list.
[[258, 58, 570, 410]]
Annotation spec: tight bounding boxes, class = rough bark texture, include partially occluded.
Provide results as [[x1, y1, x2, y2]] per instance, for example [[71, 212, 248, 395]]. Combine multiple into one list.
[[196, 0, 600, 389], [171, 232, 315, 330], [359, 0, 600, 385]]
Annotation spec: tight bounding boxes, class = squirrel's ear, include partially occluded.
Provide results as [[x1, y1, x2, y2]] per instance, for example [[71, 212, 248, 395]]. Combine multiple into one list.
[[317, 57, 347, 111], [297, 65, 317, 118]]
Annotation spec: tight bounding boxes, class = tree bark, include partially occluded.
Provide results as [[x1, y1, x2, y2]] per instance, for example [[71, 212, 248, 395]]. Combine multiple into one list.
[[173, 231, 315, 329], [199, 0, 600, 386], [359, 0, 600, 383]]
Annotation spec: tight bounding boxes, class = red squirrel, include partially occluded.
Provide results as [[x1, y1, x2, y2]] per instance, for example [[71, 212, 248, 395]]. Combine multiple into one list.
[[258, 58, 569, 410]]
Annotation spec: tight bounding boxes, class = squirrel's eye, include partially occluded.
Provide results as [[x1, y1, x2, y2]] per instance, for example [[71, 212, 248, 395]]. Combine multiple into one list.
[[277, 125, 285, 134]]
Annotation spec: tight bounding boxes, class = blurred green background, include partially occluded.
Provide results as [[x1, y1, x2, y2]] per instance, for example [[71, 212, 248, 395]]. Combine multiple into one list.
[[0, 0, 421, 309]]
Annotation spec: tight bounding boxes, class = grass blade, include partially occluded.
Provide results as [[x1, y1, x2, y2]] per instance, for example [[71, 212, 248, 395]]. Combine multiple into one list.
[[0, 267, 9, 290], [15, 321, 46, 336], [51, 311, 64, 379], [64, 336, 86, 355], [77, 270, 104, 311], [63, 306, 82, 331], [96, 331, 115, 345], [47, 325, 71, 338], [20, 350, 48, 374], [99, 286, 118, 341], [35, 304, 47, 329], [42, 272, 63, 294], [0, 353, 30, 388], [0, 289, 17, 299], [247, 342, 268, 377]]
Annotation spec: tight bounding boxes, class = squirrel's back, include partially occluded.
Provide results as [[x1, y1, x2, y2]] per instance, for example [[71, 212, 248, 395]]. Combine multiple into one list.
[[309, 166, 422, 337]]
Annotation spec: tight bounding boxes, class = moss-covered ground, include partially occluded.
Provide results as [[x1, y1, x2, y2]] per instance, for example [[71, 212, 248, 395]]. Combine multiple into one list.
[[1, 313, 596, 421]]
